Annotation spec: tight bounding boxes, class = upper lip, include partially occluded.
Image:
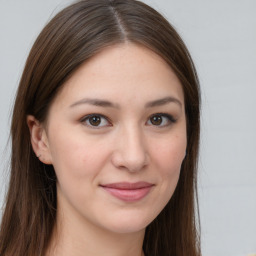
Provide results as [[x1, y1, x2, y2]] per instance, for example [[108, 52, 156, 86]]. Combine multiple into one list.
[[100, 182, 154, 190]]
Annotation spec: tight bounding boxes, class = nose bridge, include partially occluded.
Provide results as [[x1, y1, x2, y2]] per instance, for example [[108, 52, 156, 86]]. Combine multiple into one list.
[[113, 122, 148, 172]]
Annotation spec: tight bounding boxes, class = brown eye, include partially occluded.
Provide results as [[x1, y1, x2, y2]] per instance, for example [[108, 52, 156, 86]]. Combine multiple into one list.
[[147, 113, 176, 127], [150, 115, 163, 126], [82, 114, 110, 128], [88, 116, 101, 126]]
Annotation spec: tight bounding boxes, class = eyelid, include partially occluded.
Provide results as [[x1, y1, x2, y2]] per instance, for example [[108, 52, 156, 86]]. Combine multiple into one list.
[[146, 113, 177, 127]]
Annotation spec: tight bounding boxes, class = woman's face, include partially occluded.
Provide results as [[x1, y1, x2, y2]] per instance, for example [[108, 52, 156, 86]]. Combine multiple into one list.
[[42, 43, 186, 234]]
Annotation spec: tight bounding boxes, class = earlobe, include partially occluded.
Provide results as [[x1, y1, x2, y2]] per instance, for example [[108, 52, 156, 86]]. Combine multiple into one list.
[[26, 115, 53, 165]]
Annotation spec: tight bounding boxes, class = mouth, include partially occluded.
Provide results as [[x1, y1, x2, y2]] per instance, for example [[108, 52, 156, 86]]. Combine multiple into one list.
[[100, 182, 154, 202]]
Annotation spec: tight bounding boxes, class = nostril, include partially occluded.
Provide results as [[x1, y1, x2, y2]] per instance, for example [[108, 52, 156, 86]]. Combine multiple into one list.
[[111, 128, 149, 172], [111, 149, 149, 172]]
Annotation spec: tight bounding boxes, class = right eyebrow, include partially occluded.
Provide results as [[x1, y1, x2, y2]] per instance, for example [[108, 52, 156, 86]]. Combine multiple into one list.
[[69, 98, 120, 109]]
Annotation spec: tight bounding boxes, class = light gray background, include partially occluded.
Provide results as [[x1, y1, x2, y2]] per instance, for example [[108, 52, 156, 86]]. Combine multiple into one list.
[[0, 0, 255, 255]]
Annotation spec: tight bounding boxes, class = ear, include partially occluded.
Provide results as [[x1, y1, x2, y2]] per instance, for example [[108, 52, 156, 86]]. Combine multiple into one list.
[[27, 115, 53, 165]]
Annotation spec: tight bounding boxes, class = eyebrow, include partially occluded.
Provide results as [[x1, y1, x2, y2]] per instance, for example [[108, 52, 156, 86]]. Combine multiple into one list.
[[69, 98, 120, 108], [69, 96, 182, 109], [145, 96, 182, 108]]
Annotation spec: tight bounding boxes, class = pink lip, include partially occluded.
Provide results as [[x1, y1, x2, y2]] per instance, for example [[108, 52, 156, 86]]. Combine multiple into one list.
[[100, 182, 154, 202]]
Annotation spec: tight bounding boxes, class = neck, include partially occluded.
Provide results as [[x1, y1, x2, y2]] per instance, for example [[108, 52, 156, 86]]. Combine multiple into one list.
[[45, 203, 145, 256]]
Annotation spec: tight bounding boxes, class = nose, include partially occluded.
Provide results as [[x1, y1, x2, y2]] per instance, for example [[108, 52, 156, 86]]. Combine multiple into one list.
[[111, 125, 149, 172]]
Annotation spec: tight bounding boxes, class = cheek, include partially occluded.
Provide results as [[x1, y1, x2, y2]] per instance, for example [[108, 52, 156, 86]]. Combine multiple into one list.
[[150, 133, 186, 191], [49, 132, 104, 179], [145, 134, 186, 218], [48, 133, 111, 203], [151, 134, 186, 169]]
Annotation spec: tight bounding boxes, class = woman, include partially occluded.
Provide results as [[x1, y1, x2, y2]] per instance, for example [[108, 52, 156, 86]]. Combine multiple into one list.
[[0, 0, 201, 255]]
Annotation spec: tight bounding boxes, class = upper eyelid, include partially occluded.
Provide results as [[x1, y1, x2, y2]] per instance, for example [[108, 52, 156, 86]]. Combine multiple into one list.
[[148, 113, 177, 122], [80, 113, 110, 122]]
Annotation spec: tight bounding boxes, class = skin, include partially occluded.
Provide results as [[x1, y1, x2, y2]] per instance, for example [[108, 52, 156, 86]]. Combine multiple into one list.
[[28, 43, 187, 256]]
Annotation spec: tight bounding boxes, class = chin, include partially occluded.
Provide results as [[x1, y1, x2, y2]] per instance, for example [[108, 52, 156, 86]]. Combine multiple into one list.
[[107, 222, 147, 234], [99, 211, 156, 234]]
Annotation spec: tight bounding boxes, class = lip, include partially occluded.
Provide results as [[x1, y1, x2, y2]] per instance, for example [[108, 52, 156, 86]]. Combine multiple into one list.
[[100, 182, 154, 202]]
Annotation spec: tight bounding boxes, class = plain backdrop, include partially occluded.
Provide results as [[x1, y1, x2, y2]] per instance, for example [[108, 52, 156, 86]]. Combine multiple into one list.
[[0, 0, 255, 255]]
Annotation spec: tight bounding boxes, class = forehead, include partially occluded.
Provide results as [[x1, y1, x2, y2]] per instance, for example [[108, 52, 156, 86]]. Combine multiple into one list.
[[52, 43, 184, 108]]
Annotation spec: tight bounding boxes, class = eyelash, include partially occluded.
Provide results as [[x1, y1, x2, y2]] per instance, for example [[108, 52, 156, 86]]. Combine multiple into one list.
[[80, 113, 176, 129], [147, 113, 177, 127]]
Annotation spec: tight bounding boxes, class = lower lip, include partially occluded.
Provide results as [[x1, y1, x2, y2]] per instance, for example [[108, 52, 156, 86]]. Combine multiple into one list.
[[101, 186, 153, 202]]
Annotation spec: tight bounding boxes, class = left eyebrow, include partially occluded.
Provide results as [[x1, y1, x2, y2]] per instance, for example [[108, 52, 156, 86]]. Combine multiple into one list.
[[145, 96, 182, 108]]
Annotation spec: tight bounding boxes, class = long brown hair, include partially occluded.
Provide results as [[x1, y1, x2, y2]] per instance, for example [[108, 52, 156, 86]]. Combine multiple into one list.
[[0, 0, 201, 255]]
